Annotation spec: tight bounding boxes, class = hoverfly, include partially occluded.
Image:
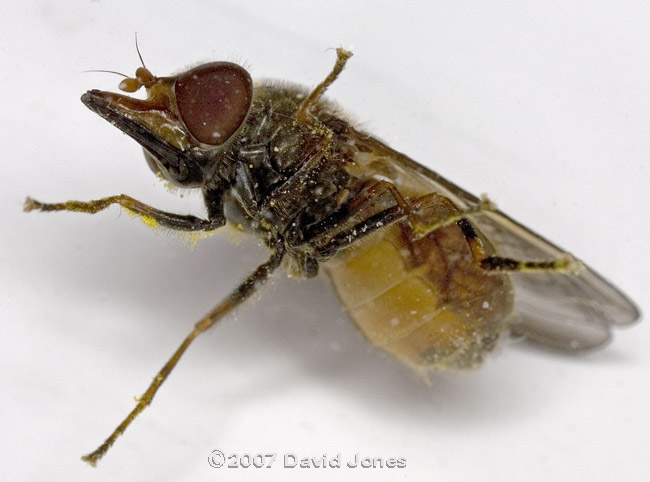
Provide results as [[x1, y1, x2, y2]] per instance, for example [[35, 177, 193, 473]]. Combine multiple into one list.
[[25, 48, 640, 466]]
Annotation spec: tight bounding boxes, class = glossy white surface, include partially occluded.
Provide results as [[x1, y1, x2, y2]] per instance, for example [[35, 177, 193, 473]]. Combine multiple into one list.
[[3, 1, 649, 481]]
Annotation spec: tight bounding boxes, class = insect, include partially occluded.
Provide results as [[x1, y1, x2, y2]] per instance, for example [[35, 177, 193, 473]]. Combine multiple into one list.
[[25, 47, 640, 466]]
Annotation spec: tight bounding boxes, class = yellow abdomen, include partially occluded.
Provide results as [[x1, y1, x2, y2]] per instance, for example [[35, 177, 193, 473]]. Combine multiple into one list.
[[325, 203, 513, 371]]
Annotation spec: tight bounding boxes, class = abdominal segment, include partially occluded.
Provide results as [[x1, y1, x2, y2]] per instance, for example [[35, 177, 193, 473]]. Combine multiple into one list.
[[325, 200, 513, 370]]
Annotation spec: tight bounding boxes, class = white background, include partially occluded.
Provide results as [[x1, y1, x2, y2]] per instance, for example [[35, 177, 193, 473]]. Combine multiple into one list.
[[2, 1, 649, 481]]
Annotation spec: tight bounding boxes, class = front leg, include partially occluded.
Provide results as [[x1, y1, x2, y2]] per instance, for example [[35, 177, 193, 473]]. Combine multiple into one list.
[[24, 190, 225, 232]]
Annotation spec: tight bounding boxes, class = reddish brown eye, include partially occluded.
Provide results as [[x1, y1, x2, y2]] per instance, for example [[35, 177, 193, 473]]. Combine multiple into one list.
[[174, 62, 252, 145]]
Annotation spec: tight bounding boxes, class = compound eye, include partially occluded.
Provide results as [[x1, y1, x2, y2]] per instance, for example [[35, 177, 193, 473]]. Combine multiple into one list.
[[174, 62, 252, 145]]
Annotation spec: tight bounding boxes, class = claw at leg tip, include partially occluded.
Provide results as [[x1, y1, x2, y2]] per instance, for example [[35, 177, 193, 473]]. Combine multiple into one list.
[[81, 453, 98, 468], [23, 196, 37, 212]]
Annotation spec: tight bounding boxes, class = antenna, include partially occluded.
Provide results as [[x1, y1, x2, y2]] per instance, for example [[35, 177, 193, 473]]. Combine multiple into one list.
[[135, 32, 147, 69]]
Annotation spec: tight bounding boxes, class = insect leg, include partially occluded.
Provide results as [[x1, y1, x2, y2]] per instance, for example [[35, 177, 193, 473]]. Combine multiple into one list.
[[408, 193, 496, 239], [261, 136, 342, 225], [407, 191, 583, 275], [24, 193, 225, 232], [81, 239, 285, 466], [232, 162, 261, 211], [296, 47, 353, 123], [479, 253, 583, 274], [306, 180, 410, 258]]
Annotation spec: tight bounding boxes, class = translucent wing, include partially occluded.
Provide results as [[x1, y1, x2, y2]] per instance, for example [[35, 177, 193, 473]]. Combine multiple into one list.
[[473, 211, 639, 349], [346, 129, 640, 350]]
